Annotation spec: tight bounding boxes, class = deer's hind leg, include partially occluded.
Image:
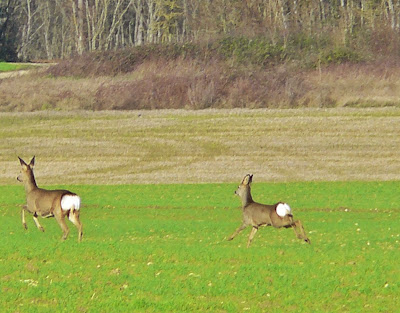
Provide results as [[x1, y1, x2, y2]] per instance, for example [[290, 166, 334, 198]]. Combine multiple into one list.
[[291, 219, 310, 244], [68, 209, 83, 242], [53, 209, 70, 241]]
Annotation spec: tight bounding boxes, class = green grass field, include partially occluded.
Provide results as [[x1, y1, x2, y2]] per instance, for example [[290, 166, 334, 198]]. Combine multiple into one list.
[[1, 109, 399, 311], [1, 182, 399, 312], [0, 62, 33, 72]]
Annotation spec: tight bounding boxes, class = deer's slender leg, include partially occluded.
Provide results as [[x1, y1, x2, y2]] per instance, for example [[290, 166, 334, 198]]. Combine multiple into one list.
[[292, 220, 310, 244], [290, 218, 299, 237], [68, 210, 83, 242], [228, 222, 247, 241], [53, 209, 70, 240], [21, 206, 28, 230], [247, 227, 258, 248], [32, 213, 45, 232]]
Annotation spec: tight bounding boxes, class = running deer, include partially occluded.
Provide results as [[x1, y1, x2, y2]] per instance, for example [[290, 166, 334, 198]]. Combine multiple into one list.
[[228, 174, 310, 247], [17, 156, 83, 242]]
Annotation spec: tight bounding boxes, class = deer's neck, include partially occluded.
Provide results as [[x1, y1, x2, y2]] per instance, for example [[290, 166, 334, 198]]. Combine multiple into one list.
[[241, 187, 254, 208], [24, 171, 38, 193]]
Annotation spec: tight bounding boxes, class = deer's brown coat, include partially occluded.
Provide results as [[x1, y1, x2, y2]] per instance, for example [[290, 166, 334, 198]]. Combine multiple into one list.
[[17, 156, 83, 242], [228, 174, 310, 247]]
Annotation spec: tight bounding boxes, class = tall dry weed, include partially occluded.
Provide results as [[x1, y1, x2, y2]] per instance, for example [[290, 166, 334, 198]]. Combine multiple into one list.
[[188, 79, 216, 109], [307, 62, 400, 107], [3, 52, 400, 110]]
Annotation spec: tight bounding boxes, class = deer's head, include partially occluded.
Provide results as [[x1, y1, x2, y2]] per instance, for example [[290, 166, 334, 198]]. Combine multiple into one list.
[[235, 174, 253, 197], [17, 156, 35, 183]]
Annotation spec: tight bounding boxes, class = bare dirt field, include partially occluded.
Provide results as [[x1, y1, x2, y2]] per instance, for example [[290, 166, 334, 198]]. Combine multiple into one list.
[[1, 108, 399, 185]]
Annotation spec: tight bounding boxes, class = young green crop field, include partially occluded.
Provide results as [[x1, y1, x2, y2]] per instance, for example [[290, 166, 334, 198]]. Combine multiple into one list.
[[0, 108, 399, 312], [1, 182, 399, 312]]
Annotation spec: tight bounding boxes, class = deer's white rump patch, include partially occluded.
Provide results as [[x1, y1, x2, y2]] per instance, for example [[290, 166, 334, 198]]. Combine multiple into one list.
[[61, 194, 81, 211], [276, 203, 291, 217]]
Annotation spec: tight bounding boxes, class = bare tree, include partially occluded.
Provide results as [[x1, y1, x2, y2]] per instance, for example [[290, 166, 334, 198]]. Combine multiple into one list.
[[2, 0, 400, 60], [71, 0, 85, 54], [104, 0, 133, 49]]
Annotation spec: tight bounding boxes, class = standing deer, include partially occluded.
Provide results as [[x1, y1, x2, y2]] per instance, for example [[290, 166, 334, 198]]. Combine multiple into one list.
[[228, 174, 310, 247], [17, 156, 83, 242]]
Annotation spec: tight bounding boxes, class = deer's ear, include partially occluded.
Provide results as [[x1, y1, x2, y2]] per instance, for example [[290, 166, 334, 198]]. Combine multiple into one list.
[[242, 174, 253, 185], [29, 156, 35, 167], [18, 157, 27, 167], [248, 174, 253, 184]]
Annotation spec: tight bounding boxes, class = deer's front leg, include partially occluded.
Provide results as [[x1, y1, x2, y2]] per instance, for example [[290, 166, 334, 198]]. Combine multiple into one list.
[[21, 205, 28, 230], [33, 213, 45, 232], [247, 227, 258, 248], [228, 222, 247, 241]]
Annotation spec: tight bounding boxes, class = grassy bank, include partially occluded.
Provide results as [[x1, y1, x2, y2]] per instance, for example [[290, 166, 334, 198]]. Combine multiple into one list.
[[2, 42, 400, 110]]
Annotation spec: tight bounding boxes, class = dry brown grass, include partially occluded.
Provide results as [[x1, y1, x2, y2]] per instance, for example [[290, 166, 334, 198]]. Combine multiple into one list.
[[2, 59, 400, 111], [0, 73, 101, 111], [308, 61, 400, 108], [1, 108, 399, 185]]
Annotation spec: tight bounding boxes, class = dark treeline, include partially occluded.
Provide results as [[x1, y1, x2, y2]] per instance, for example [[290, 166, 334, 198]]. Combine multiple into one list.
[[1, 0, 400, 62]]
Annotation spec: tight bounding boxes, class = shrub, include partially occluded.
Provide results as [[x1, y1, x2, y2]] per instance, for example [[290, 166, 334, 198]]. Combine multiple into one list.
[[320, 46, 362, 65], [216, 37, 285, 66]]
